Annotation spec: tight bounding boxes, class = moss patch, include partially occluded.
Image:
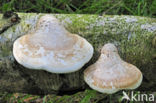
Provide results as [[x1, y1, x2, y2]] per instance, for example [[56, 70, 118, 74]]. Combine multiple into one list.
[[0, 13, 156, 93]]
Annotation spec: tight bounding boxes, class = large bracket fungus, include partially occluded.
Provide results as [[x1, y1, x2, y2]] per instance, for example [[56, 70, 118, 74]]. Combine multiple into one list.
[[84, 43, 143, 94], [13, 15, 93, 73]]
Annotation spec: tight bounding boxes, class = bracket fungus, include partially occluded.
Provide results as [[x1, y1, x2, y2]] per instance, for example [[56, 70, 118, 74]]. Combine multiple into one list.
[[84, 43, 142, 94], [13, 15, 93, 73]]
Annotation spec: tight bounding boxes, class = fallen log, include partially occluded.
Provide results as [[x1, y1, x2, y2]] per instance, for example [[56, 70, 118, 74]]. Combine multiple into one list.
[[0, 13, 156, 94]]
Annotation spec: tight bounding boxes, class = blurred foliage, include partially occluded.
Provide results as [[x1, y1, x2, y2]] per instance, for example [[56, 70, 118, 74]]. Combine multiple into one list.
[[0, 0, 155, 17], [1, 90, 156, 103]]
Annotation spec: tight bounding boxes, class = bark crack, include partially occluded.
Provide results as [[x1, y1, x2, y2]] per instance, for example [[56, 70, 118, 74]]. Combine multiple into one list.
[[0, 11, 20, 34]]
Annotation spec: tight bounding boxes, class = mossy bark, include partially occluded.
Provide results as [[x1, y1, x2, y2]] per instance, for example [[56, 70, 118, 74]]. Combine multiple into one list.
[[0, 13, 156, 94]]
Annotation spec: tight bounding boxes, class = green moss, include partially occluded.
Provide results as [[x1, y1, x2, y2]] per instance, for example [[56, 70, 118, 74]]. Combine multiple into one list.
[[152, 36, 156, 48], [0, 13, 156, 93], [55, 14, 156, 89], [55, 14, 155, 65], [0, 41, 12, 57]]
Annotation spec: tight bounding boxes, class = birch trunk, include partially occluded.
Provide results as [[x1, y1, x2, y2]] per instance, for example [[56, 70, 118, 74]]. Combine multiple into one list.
[[0, 13, 156, 94]]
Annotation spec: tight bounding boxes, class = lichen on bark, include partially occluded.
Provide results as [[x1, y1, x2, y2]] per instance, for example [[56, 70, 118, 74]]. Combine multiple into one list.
[[0, 13, 156, 94]]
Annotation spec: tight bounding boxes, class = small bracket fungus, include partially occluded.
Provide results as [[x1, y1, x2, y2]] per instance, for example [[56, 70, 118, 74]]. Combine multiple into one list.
[[13, 15, 93, 73], [84, 43, 142, 94]]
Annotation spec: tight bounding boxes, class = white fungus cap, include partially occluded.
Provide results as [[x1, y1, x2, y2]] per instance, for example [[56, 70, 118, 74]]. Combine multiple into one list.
[[13, 15, 94, 73], [84, 43, 142, 94]]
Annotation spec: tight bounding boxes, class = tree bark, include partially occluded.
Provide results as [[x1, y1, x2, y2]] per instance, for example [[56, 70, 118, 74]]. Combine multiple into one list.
[[0, 13, 156, 95]]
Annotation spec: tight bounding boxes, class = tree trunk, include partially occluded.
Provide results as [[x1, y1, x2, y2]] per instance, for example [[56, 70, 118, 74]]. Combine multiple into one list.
[[0, 13, 156, 95]]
